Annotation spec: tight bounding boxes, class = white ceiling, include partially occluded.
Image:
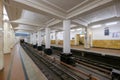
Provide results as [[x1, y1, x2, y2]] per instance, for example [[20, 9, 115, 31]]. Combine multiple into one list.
[[42, 0, 85, 11], [4, 0, 120, 33], [15, 24, 37, 30], [78, 5, 117, 24], [21, 10, 52, 24]]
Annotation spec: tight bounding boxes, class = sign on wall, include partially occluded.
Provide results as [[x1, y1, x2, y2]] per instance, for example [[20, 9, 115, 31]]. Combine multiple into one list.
[[112, 32, 120, 38], [104, 27, 109, 36]]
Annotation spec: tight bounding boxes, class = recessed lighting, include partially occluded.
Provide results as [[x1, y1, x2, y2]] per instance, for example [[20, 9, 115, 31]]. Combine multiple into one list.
[[105, 22, 118, 26], [0, 28, 2, 30], [71, 29, 75, 31], [76, 28, 82, 31], [71, 24, 76, 27], [91, 24, 101, 28]]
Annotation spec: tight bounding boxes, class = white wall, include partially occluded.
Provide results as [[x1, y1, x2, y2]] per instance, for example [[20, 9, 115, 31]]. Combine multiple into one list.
[[24, 36, 30, 43], [57, 31, 63, 40], [50, 32, 55, 40], [70, 30, 84, 40], [92, 22, 120, 40], [4, 22, 16, 54], [52, 29, 84, 40]]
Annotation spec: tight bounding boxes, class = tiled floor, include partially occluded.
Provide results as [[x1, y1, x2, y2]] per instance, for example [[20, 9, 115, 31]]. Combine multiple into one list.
[[9, 44, 25, 80], [0, 44, 119, 80], [0, 53, 11, 80], [0, 44, 47, 80], [51, 44, 120, 57], [0, 44, 25, 80]]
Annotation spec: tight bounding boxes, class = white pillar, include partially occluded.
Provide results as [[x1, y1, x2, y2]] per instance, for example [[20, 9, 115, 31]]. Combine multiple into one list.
[[63, 20, 71, 54], [37, 31, 42, 46], [33, 33, 37, 45], [55, 31, 58, 45], [32, 33, 34, 45], [84, 27, 90, 49], [30, 33, 33, 44], [45, 28, 50, 48]]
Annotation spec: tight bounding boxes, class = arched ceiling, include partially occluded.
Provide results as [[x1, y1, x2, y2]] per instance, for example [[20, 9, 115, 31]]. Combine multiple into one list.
[[4, 0, 120, 33]]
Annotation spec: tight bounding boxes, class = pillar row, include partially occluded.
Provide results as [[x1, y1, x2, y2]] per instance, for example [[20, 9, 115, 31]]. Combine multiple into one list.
[[60, 20, 75, 65], [37, 31, 42, 46], [45, 27, 50, 49], [84, 27, 91, 49], [30, 33, 33, 44], [55, 31, 58, 45], [37, 31, 43, 51], [63, 20, 71, 54], [44, 27, 52, 55], [33, 33, 37, 48]]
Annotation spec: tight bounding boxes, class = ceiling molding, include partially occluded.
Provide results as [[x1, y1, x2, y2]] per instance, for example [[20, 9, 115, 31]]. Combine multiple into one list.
[[5, 0, 117, 33], [41, 0, 66, 13], [67, 0, 89, 13], [14, 28, 34, 31], [72, 19, 88, 27], [67, 0, 112, 19], [89, 16, 120, 26], [44, 18, 56, 25], [15, 29, 34, 33], [10, 19, 43, 27], [13, 0, 66, 19], [114, 0, 120, 17], [47, 19, 62, 27]]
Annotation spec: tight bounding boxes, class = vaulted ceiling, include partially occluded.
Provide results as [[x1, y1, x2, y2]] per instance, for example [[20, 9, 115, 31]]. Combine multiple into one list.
[[4, 0, 120, 33]]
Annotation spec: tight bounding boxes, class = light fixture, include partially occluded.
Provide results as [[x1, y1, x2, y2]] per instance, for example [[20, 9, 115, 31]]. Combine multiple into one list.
[[76, 28, 82, 31], [0, 28, 2, 30], [91, 24, 101, 28], [105, 22, 118, 26], [71, 24, 76, 27], [70, 29, 75, 31]]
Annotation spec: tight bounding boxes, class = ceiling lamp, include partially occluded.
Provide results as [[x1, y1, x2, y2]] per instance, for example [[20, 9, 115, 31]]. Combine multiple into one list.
[[76, 28, 82, 31], [0, 28, 2, 30], [70, 29, 75, 32], [71, 24, 76, 27], [91, 24, 101, 28], [105, 22, 118, 26]]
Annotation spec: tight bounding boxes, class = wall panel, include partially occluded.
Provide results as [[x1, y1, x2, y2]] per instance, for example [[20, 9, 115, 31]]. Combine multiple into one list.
[[93, 40, 120, 49]]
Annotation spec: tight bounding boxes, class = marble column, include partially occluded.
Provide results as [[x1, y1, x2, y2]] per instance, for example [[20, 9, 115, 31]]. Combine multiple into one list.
[[84, 27, 91, 49], [63, 20, 71, 54], [33, 33, 37, 48], [61, 20, 75, 65], [44, 27, 52, 55], [37, 31, 43, 51]]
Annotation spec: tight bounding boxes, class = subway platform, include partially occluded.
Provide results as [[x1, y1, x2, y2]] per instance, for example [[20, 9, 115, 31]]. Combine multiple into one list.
[[0, 44, 47, 80], [0, 42, 120, 80], [51, 44, 120, 57]]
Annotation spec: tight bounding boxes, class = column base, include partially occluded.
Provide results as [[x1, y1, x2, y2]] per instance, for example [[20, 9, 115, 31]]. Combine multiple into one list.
[[84, 47, 90, 50], [33, 44, 37, 48], [44, 48, 52, 55], [60, 53, 75, 66], [112, 69, 120, 80], [37, 46, 43, 51]]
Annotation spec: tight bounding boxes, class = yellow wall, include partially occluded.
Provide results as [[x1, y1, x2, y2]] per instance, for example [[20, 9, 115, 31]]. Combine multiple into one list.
[[75, 34, 80, 45], [58, 40, 63, 45], [93, 40, 120, 49], [51, 40, 56, 44], [70, 40, 75, 46], [51, 40, 75, 46]]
